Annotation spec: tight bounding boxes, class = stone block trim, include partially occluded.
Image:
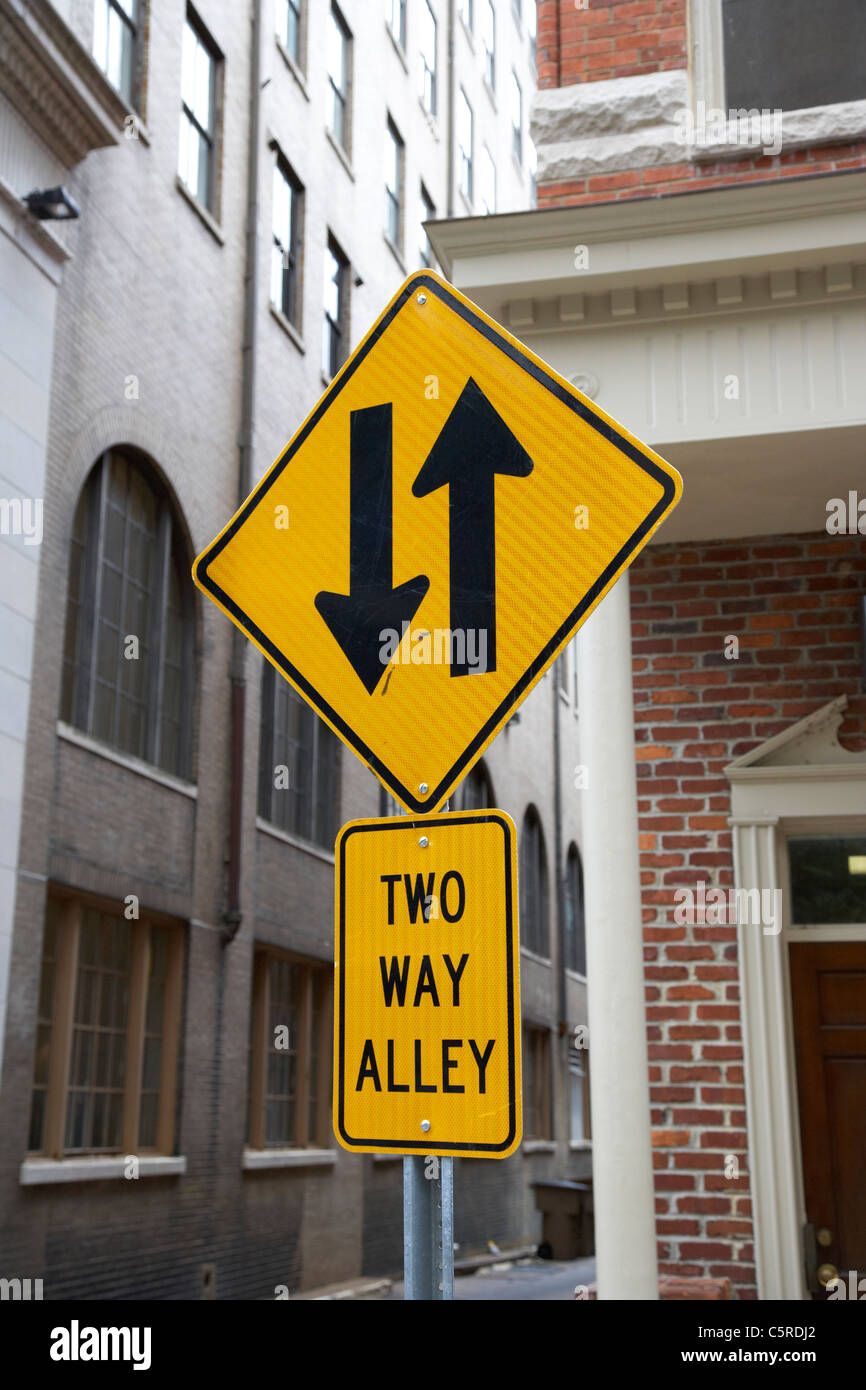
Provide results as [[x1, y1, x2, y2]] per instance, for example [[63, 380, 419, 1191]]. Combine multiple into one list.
[[633, 531, 866, 1297]]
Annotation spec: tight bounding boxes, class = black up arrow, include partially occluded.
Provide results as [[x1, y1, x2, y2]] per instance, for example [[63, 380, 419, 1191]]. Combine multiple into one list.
[[315, 403, 429, 694], [412, 377, 533, 676]]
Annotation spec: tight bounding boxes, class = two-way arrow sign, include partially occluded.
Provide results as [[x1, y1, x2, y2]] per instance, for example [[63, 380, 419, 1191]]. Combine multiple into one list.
[[193, 270, 681, 814], [316, 378, 533, 692]]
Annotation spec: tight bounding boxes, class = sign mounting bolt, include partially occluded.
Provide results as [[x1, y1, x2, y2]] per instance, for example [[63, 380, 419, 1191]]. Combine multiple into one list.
[[419, 836, 429, 848], [421, 1120, 431, 1132], [417, 293, 427, 305], [419, 783, 428, 794]]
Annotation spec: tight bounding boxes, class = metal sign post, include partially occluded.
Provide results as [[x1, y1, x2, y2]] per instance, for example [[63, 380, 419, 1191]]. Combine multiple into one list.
[[403, 1154, 454, 1300]]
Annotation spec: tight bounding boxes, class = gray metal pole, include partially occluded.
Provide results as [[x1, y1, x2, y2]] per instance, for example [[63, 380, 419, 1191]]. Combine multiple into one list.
[[403, 1155, 454, 1299], [401, 797, 454, 1300]]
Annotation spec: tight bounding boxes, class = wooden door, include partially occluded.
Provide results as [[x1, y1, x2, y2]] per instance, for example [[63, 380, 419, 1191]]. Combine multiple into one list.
[[790, 942, 866, 1299]]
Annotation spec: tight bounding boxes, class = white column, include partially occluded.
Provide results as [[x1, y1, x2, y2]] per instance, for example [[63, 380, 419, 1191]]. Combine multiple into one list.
[[577, 571, 658, 1299]]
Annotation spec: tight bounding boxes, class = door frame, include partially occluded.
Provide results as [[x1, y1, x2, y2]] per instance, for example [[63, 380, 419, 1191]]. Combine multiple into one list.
[[726, 697, 866, 1299]]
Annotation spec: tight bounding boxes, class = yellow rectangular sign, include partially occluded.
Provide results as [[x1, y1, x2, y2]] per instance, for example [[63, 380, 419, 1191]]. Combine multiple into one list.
[[334, 811, 521, 1158]]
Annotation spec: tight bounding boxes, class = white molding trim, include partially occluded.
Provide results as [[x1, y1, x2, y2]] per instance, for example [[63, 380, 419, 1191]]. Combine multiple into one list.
[[255, 817, 335, 864], [242, 1147, 337, 1170], [727, 699, 866, 1300], [20, 1155, 186, 1185]]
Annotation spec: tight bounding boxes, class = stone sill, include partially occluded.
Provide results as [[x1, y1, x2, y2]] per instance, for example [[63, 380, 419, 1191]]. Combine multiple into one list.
[[57, 721, 197, 798], [569, 1139, 592, 1153], [243, 1147, 337, 1170], [522, 1139, 555, 1155], [255, 816, 335, 864], [269, 302, 305, 353], [175, 176, 224, 245], [20, 1155, 186, 1185]]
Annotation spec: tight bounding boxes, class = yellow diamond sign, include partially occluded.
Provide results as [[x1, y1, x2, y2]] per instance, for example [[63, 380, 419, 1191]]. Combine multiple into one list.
[[193, 270, 682, 813], [334, 810, 521, 1158]]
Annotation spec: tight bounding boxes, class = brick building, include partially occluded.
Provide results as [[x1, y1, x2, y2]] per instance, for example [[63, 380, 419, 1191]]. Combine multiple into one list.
[[429, 0, 866, 1299], [0, 0, 603, 1303]]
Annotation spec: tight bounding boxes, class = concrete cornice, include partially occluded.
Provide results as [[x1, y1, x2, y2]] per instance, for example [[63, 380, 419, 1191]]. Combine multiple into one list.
[[0, 0, 126, 167], [426, 170, 866, 300]]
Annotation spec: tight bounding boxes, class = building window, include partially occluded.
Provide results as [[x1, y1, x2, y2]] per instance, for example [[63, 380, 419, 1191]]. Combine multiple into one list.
[[248, 949, 332, 1149], [520, 807, 548, 956], [418, 184, 435, 268], [720, 0, 866, 112], [322, 233, 349, 379], [385, 117, 404, 251], [528, 0, 537, 63], [270, 153, 303, 327], [564, 844, 586, 976], [419, 0, 437, 116], [386, 0, 406, 50], [178, 8, 221, 213], [457, 89, 474, 203], [788, 836, 866, 925], [92, 0, 139, 106], [458, 0, 473, 30], [523, 1024, 552, 1140], [481, 0, 495, 88], [327, 4, 351, 151], [276, 0, 301, 64], [510, 69, 523, 164], [569, 1053, 590, 1143], [379, 787, 401, 817], [60, 450, 195, 781], [458, 761, 493, 810], [258, 660, 340, 848], [29, 896, 184, 1158], [479, 145, 496, 214]]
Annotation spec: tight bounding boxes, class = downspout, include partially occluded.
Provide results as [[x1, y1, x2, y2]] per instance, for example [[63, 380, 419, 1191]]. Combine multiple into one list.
[[553, 667, 567, 1033], [447, 0, 456, 216], [224, 0, 263, 943]]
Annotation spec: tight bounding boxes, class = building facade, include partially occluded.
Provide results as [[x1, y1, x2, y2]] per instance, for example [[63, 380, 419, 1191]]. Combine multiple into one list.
[[1, 1, 603, 1301], [430, 0, 866, 1299]]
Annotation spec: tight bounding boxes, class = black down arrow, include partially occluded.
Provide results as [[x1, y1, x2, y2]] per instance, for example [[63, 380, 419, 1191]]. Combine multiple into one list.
[[412, 377, 534, 676], [315, 403, 429, 694]]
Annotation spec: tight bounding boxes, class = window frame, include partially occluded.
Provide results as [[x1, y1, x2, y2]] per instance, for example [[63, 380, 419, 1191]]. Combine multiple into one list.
[[29, 893, 184, 1160], [92, 0, 141, 108], [688, 0, 866, 161], [520, 806, 549, 958], [327, 3, 352, 154], [458, 0, 474, 32], [481, 0, 495, 90], [270, 148, 304, 329], [178, 6, 222, 215], [276, 0, 303, 66], [419, 0, 438, 116], [523, 1022, 552, 1141], [386, 0, 407, 51], [569, 1049, 591, 1144], [457, 87, 474, 205], [479, 144, 496, 215], [321, 231, 350, 381], [510, 68, 523, 165], [248, 947, 333, 1151], [257, 659, 341, 849], [61, 449, 196, 783], [385, 116, 405, 253], [418, 182, 436, 269], [564, 843, 586, 977]]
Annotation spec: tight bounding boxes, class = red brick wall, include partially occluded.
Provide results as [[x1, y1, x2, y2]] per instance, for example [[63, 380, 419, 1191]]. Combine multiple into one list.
[[631, 531, 866, 1297], [537, 0, 686, 89], [535, 1, 866, 207]]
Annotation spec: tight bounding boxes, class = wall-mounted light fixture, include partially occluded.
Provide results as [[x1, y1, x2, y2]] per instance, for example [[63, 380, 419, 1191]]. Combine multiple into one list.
[[23, 186, 80, 221]]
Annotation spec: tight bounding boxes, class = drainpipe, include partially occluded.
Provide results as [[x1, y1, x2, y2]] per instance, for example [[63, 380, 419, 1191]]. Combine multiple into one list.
[[224, 0, 263, 943], [553, 665, 567, 1032], [447, 0, 456, 217]]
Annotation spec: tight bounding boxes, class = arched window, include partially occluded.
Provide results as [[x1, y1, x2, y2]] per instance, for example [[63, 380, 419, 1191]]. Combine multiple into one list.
[[565, 843, 586, 976], [60, 449, 195, 779], [258, 660, 341, 849], [519, 806, 548, 957], [458, 760, 494, 810]]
